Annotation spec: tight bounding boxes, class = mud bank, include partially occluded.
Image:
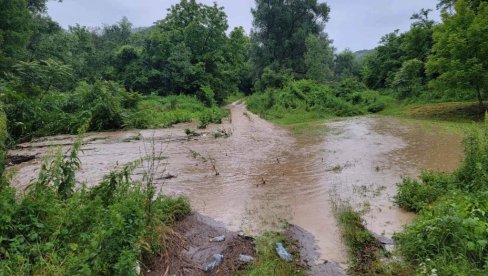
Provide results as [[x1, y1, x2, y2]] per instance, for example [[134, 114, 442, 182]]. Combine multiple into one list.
[[145, 213, 345, 276], [8, 103, 464, 268]]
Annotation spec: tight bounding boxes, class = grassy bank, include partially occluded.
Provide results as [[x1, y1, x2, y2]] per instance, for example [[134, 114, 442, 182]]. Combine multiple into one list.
[[246, 79, 387, 126], [393, 124, 488, 275], [3, 80, 227, 145], [380, 100, 484, 131]]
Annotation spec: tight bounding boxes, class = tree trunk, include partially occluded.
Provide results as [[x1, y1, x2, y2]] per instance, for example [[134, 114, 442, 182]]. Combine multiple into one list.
[[476, 86, 485, 113]]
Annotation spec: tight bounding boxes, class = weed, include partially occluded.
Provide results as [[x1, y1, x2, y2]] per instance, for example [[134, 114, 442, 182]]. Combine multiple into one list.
[[240, 232, 304, 276]]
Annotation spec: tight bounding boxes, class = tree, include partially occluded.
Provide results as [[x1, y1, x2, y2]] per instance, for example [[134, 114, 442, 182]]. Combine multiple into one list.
[[334, 49, 359, 79], [142, 0, 243, 102], [304, 34, 334, 83], [361, 30, 405, 89], [392, 59, 424, 99], [0, 0, 32, 72], [402, 9, 435, 62], [427, 0, 488, 108], [250, 0, 330, 81], [437, 0, 488, 13], [27, 0, 62, 14]]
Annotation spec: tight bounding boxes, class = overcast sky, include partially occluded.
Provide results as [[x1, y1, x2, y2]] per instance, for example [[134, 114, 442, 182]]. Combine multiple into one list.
[[47, 0, 441, 51]]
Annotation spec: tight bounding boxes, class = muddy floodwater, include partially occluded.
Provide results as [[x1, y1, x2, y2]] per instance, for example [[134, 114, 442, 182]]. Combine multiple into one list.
[[8, 103, 464, 267]]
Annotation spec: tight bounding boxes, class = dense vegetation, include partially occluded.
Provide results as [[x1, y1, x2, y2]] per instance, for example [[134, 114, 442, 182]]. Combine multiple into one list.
[[361, 0, 488, 107], [394, 125, 488, 274]]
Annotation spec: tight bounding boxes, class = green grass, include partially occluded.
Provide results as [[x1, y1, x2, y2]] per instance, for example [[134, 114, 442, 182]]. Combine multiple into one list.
[[241, 232, 304, 276], [380, 100, 484, 133], [246, 79, 386, 127], [123, 95, 227, 129]]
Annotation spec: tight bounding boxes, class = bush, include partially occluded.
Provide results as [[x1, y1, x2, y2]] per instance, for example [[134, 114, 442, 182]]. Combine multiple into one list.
[[198, 107, 225, 129], [123, 95, 225, 129], [247, 79, 368, 123], [455, 127, 488, 192], [395, 192, 488, 275], [395, 171, 454, 212]]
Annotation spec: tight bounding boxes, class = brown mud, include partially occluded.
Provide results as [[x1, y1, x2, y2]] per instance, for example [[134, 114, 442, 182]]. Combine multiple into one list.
[[8, 103, 464, 271]]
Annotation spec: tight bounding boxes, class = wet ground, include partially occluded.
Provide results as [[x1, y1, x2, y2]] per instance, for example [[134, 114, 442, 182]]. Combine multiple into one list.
[[8, 102, 464, 269]]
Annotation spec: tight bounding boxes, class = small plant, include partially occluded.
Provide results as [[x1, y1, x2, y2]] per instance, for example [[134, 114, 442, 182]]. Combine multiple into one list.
[[185, 128, 196, 136]]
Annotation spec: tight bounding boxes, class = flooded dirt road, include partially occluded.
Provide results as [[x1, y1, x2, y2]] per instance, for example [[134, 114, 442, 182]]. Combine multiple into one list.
[[8, 103, 464, 268]]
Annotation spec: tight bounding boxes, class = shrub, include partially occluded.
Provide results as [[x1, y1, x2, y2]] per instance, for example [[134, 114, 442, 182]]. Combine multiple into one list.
[[247, 79, 367, 122], [455, 127, 488, 192], [198, 107, 225, 129], [395, 171, 454, 212], [395, 124, 488, 275], [395, 192, 488, 275]]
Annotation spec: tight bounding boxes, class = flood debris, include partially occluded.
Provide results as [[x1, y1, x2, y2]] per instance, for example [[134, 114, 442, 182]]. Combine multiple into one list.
[[6, 154, 36, 166], [204, 254, 223, 272], [238, 254, 254, 263], [209, 235, 225, 242], [157, 173, 177, 180], [145, 213, 255, 276], [276, 243, 293, 262]]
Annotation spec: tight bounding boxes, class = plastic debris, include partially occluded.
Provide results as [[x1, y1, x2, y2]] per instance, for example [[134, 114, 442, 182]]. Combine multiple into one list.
[[204, 254, 223, 272], [275, 243, 292, 262], [239, 254, 254, 263], [209, 235, 225, 242]]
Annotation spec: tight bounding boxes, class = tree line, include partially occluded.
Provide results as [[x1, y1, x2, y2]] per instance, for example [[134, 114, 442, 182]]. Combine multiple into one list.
[[1, 0, 487, 144]]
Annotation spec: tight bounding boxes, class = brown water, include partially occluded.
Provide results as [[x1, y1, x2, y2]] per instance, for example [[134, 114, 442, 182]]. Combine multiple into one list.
[[8, 103, 463, 267]]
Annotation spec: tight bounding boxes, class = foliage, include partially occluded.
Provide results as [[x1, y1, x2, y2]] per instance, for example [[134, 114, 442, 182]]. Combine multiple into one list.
[[141, 0, 246, 102], [396, 171, 454, 212], [334, 49, 360, 79], [123, 95, 225, 129], [251, 0, 330, 80], [0, 136, 191, 274], [395, 122, 488, 274], [304, 34, 334, 83], [247, 79, 386, 124], [427, 0, 488, 107], [0, 0, 32, 73]]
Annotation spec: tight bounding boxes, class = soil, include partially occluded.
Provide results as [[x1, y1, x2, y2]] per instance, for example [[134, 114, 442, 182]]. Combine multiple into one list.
[[145, 213, 256, 276]]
